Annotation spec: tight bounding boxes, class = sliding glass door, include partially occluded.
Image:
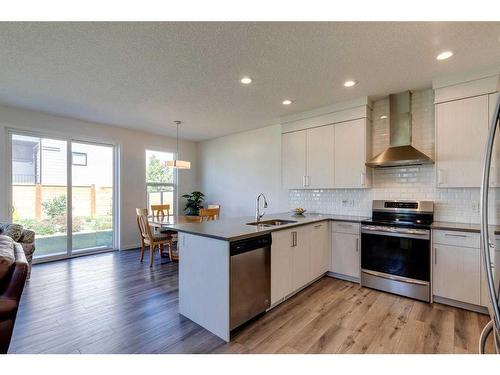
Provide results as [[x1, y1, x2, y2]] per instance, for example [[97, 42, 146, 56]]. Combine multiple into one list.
[[11, 134, 69, 258], [10, 132, 116, 261], [71, 142, 114, 253]]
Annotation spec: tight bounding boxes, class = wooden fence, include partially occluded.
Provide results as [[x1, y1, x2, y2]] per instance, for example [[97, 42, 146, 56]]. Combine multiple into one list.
[[13, 184, 112, 220]]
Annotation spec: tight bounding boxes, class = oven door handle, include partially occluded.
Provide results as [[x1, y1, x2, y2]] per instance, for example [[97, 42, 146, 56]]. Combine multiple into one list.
[[361, 226, 430, 240], [362, 269, 429, 286]]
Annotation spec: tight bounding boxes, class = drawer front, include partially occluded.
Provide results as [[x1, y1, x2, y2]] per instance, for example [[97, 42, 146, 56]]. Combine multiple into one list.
[[309, 221, 327, 230], [332, 221, 360, 235], [433, 230, 480, 248]]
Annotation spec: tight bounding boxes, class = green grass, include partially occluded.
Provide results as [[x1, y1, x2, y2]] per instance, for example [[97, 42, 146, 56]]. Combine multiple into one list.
[[35, 231, 113, 257]]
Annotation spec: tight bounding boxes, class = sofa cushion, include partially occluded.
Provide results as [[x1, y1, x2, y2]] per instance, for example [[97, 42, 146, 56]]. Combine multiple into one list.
[[0, 235, 15, 281], [0, 224, 23, 243]]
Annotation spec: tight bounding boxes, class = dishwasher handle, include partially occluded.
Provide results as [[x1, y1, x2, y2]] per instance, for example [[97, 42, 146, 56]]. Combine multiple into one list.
[[230, 234, 272, 256]]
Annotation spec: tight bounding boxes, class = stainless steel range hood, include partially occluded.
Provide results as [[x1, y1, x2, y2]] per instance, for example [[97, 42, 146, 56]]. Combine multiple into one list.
[[366, 91, 434, 168]]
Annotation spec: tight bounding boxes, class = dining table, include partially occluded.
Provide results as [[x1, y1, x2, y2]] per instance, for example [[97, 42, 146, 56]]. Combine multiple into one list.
[[147, 215, 200, 260], [148, 214, 200, 230]]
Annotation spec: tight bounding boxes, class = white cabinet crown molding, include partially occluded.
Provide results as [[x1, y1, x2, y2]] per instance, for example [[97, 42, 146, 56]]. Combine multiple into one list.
[[433, 70, 500, 104], [281, 97, 372, 134]]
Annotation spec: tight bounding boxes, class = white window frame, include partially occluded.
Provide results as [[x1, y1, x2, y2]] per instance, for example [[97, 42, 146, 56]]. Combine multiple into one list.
[[145, 149, 178, 215], [6, 128, 119, 264]]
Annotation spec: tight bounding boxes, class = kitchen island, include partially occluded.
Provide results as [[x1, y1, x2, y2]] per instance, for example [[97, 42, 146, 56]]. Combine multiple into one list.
[[169, 213, 367, 341]]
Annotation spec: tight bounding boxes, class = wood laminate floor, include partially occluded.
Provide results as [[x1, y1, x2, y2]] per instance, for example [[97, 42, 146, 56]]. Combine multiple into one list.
[[10, 249, 494, 354]]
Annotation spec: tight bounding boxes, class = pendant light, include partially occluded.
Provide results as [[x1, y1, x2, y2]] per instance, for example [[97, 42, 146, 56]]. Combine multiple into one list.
[[166, 120, 191, 169]]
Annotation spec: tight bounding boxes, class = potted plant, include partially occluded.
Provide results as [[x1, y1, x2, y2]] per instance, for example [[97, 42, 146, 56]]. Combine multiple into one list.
[[181, 191, 205, 216]]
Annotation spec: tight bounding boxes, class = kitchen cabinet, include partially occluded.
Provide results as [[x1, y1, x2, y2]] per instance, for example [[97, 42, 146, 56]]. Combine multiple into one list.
[[282, 131, 307, 189], [281, 118, 370, 190], [282, 125, 334, 189], [480, 235, 500, 308], [309, 221, 330, 279], [291, 225, 311, 291], [331, 222, 360, 280], [306, 125, 335, 188], [433, 230, 481, 306], [270, 221, 331, 306], [334, 118, 369, 188], [435, 95, 489, 187], [270, 229, 294, 305]]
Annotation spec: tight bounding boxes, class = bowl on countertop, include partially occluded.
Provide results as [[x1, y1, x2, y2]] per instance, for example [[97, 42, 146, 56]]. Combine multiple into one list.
[[291, 208, 307, 216]]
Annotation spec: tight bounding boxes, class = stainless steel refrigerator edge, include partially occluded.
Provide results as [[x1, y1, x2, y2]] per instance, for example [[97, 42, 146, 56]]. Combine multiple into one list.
[[479, 93, 500, 353]]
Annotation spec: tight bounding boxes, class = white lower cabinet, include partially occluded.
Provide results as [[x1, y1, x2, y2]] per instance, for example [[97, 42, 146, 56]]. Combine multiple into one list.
[[309, 222, 330, 279], [291, 225, 312, 291], [330, 222, 360, 280], [480, 236, 500, 308], [433, 244, 480, 306], [432, 230, 481, 307], [270, 229, 294, 305], [270, 221, 330, 306]]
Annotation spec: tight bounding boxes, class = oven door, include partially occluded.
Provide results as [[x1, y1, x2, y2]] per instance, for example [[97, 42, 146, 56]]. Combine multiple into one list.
[[361, 225, 431, 282]]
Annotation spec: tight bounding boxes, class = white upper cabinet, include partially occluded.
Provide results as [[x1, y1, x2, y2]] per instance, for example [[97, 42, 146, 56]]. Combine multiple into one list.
[[334, 118, 369, 188], [281, 98, 371, 190], [435, 95, 489, 188], [282, 131, 307, 189], [307, 125, 335, 189]]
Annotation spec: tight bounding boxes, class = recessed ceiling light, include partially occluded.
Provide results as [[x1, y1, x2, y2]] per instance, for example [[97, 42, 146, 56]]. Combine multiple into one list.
[[282, 99, 293, 105], [343, 80, 358, 88], [240, 77, 253, 84], [380, 115, 388, 119], [436, 51, 454, 61]]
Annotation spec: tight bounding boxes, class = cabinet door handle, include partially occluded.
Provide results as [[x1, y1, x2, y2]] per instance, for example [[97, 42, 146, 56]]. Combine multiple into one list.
[[314, 224, 322, 228], [294, 232, 297, 247], [356, 238, 359, 252], [290, 232, 294, 247], [360, 172, 365, 187], [305, 176, 310, 187], [302, 176, 306, 187], [434, 247, 437, 265]]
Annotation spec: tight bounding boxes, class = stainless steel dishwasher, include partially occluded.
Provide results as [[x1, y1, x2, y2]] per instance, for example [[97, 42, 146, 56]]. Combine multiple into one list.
[[230, 234, 271, 331]]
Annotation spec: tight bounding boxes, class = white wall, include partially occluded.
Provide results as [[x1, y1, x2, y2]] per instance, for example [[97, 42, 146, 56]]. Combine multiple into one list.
[[0, 104, 198, 250], [198, 124, 288, 218]]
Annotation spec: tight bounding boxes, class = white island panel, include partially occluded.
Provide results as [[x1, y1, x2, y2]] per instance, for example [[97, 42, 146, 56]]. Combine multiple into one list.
[[178, 233, 231, 341]]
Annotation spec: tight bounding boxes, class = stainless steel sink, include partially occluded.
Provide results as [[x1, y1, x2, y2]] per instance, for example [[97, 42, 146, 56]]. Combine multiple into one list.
[[246, 219, 298, 227]]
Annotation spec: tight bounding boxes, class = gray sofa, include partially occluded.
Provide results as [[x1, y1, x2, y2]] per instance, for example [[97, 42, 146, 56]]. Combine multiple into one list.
[[0, 223, 35, 279]]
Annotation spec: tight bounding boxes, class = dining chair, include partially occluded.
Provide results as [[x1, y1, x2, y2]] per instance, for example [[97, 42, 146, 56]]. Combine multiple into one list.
[[136, 208, 174, 266], [151, 204, 170, 217], [199, 208, 220, 221], [207, 204, 221, 217]]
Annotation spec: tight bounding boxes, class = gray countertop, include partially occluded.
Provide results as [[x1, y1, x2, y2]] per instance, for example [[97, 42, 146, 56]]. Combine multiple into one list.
[[432, 221, 500, 235], [167, 212, 369, 241]]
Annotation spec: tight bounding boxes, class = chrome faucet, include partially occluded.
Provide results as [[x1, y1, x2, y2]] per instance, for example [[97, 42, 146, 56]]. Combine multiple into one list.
[[255, 193, 268, 222]]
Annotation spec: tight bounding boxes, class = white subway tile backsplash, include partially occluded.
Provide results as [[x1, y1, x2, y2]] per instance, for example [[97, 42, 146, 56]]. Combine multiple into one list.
[[288, 89, 500, 224]]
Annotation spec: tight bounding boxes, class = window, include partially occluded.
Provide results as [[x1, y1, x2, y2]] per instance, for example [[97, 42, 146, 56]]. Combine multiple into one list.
[[72, 152, 87, 166], [145, 150, 176, 214]]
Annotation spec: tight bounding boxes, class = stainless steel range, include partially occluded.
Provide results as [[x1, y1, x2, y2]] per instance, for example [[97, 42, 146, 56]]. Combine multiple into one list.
[[360, 200, 434, 302]]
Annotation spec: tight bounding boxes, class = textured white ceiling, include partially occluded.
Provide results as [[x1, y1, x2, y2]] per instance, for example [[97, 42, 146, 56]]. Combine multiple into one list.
[[0, 22, 499, 141]]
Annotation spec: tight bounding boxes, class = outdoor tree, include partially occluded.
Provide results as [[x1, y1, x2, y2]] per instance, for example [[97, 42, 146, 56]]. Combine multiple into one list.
[[147, 154, 174, 192]]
